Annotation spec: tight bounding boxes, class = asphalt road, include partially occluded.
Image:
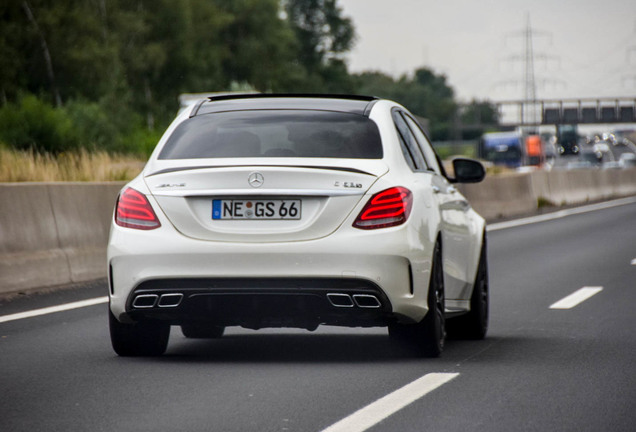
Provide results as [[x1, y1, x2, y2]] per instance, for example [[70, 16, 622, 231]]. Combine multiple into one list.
[[1, 199, 635, 432]]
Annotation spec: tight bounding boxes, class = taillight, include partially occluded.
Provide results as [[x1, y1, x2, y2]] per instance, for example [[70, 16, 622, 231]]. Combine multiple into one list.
[[115, 188, 161, 230], [353, 187, 413, 230]]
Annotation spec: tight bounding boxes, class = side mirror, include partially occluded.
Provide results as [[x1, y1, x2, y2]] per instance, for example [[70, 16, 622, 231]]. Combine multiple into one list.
[[451, 158, 485, 183]]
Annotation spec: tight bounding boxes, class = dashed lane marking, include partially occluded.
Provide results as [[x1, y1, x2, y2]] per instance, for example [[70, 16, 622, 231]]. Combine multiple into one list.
[[320, 373, 459, 432], [0, 297, 108, 324], [550, 287, 603, 310]]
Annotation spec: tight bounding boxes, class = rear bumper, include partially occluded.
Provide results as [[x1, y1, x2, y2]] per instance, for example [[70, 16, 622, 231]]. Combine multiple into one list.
[[108, 221, 435, 327], [122, 277, 393, 330]]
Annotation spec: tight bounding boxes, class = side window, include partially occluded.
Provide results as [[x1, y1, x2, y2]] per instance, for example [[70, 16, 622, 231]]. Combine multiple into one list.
[[403, 114, 442, 175], [396, 128, 417, 171], [392, 110, 428, 171]]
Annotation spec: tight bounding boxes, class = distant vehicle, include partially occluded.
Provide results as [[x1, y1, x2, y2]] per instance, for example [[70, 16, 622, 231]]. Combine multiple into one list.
[[478, 132, 544, 168], [602, 132, 617, 144], [479, 132, 524, 168], [540, 134, 557, 165], [611, 129, 636, 147], [568, 147, 603, 169], [525, 134, 544, 166], [579, 148, 603, 167], [557, 125, 579, 155], [585, 133, 601, 145], [614, 137, 633, 147], [592, 142, 614, 162], [107, 94, 488, 358]]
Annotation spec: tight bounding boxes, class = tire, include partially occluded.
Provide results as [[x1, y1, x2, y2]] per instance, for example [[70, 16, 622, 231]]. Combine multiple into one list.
[[109, 310, 170, 357], [389, 240, 445, 358], [447, 235, 489, 340], [181, 324, 225, 339]]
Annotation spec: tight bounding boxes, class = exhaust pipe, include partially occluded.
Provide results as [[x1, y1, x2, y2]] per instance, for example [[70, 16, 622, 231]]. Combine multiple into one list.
[[132, 294, 158, 309], [158, 293, 183, 308], [326, 293, 354, 308], [352, 294, 381, 308]]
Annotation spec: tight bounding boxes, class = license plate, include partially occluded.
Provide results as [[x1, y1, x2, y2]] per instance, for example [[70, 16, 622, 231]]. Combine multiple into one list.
[[212, 199, 301, 220]]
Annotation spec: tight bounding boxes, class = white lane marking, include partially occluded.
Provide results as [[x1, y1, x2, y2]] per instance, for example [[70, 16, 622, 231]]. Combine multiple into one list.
[[320, 373, 459, 432], [631, 258, 636, 266], [0, 297, 108, 324], [550, 287, 603, 310], [487, 196, 636, 232]]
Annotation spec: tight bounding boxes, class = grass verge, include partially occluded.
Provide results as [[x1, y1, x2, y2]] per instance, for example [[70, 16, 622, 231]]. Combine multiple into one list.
[[0, 148, 144, 182]]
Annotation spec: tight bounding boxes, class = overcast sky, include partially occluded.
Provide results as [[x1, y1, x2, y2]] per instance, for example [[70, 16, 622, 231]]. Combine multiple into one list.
[[339, 0, 636, 102]]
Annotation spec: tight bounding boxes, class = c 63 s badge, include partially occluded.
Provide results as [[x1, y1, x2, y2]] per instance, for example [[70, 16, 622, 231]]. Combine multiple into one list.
[[334, 181, 363, 188]]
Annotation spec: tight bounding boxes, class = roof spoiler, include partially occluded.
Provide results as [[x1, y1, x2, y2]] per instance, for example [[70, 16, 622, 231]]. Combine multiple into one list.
[[206, 93, 378, 103]]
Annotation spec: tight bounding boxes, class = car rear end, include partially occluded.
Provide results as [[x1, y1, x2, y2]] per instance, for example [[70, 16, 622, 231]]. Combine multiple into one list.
[[108, 95, 431, 335]]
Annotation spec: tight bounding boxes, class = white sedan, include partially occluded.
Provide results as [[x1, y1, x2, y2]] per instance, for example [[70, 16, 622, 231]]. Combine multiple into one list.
[[107, 94, 488, 357]]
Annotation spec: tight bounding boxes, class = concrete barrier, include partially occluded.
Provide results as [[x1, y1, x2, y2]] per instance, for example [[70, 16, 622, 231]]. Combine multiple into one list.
[[458, 167, 636, 220], [1, 168, 635, 296], [0, 182, 124, 295], [458, 172, 537, 220]]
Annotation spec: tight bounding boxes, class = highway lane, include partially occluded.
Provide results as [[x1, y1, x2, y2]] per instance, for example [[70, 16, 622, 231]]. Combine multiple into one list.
[[1, 200, 635, 432]]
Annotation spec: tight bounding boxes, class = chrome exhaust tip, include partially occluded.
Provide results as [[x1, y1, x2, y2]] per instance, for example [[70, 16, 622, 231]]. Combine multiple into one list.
[[352, 294, 381, 308], [158, 293, 183, 308], [132, 294, 158, 309], [326, 293, 354, 308]]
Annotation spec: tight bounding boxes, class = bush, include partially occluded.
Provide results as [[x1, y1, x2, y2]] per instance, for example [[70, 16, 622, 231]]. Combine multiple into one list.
[[65, 99, 120, 150], [0, 94, 164, 156], [66, 97, 164, 156], [120, 127, 164, 157], [65, 98, 153, 155], [0, 95, 79, 153]]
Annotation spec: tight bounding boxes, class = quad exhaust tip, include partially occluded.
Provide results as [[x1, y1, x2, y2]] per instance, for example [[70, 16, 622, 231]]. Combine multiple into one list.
[[132, 292, 377, 310], [326, 293, 354, 308], [132, 293, 183, 309], [327, 293, 381, 309], [352, 294, 381, 308], [158, 293, 183, 308], [132, 294, 158, 309]]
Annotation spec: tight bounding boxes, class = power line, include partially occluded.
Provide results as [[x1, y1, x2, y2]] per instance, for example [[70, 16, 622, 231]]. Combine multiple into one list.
[[497, 13, 563, 125]]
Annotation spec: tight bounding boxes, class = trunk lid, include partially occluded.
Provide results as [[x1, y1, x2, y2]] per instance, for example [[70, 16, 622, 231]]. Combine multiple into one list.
[[144, 160, 388, 242]]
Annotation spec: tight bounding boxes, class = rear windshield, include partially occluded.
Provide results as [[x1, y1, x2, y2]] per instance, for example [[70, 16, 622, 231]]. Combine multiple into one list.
[[158, 110, 383, 159]]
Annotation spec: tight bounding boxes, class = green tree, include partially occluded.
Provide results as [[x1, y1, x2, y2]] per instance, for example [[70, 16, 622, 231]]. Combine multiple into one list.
[[0, 94, 78, 153], [14, 0, 121, 104], [0, 1, 27, 104], [283, 0, 356, 91], [0, 0, 477, 153], [216, 0, 298, 92], [353, 68, 457, 140], [459, 100, 500, 139]]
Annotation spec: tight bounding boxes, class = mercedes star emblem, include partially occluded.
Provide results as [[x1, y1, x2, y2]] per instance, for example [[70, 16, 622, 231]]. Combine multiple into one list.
[[248, 172, 264, 188]]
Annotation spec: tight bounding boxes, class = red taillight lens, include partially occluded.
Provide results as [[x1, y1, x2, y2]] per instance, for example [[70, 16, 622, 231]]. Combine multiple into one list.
[[353, 187, 413, 230], [115, 188, 161, 230]]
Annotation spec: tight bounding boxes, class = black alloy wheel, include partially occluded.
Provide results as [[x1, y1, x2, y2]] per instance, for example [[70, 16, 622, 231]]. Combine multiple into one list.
[[447, 235, 489, 340], [389, 240, 445, 358]]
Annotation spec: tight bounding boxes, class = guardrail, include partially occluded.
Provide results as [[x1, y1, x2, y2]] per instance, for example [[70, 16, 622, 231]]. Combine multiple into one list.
[[1, 168, 635, 296]]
